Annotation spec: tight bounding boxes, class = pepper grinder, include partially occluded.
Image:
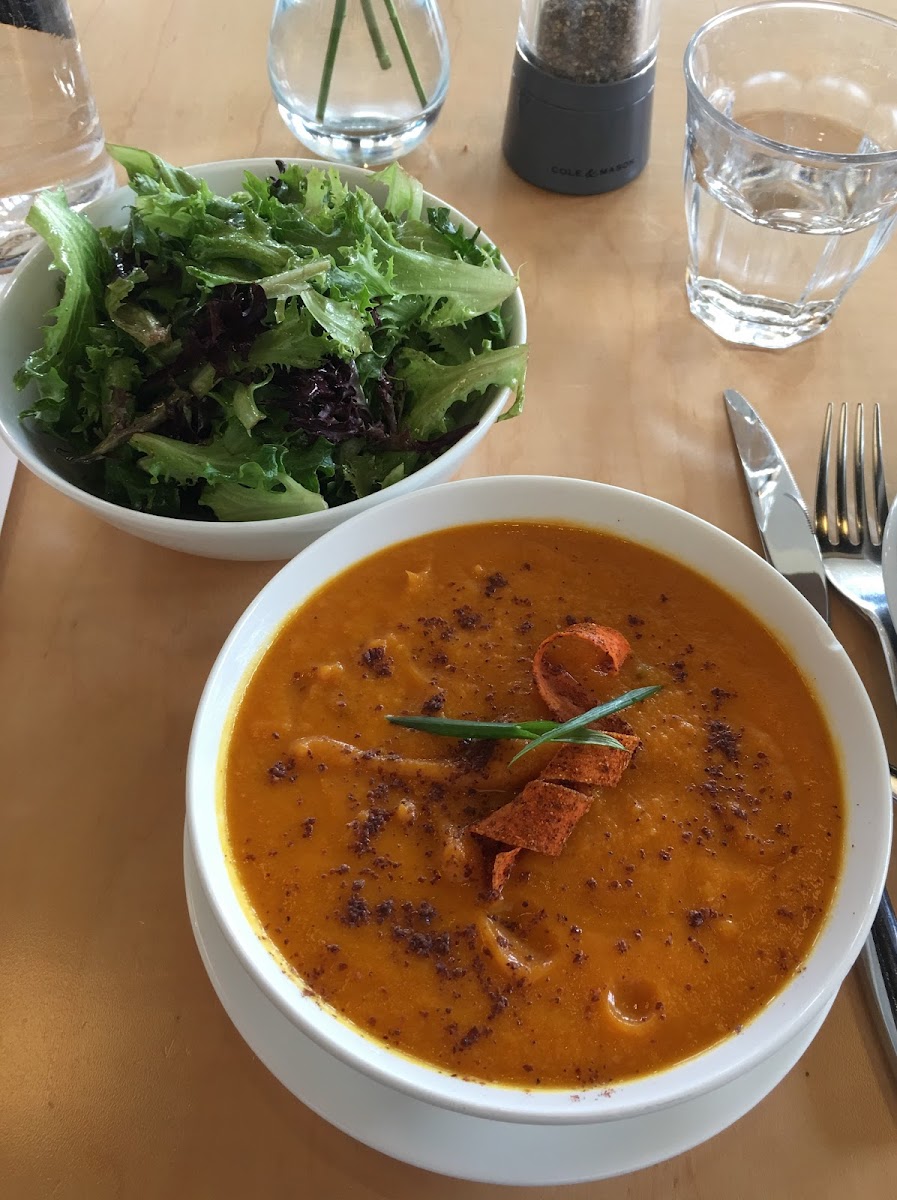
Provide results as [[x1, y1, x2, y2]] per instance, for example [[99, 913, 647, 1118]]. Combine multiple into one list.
[[502, 0, 661, 195]]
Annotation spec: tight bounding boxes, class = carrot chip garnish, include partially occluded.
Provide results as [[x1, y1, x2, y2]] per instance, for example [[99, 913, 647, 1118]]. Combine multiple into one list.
[[533, 623, 632, 722], [542, 733, 640, 789], [473, 623, 640, 894], [490, 846, 522, 896], [471, 780, 593, 857]]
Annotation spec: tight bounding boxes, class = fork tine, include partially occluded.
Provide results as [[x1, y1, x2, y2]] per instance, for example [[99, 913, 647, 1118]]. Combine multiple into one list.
[[873, 402, 889, 541], [836, 402, 851, 543], [815, 402, 833, 541], [854, 403, 867, 544]]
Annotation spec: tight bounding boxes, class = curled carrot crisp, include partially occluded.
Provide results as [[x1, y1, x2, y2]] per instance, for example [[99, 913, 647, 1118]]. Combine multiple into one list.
[[472, 780, 593, 857], [541, 733, 641, 789], [490, 847, 521, 895], [533, 622, 632, 722], [472, 623, 640, 894]]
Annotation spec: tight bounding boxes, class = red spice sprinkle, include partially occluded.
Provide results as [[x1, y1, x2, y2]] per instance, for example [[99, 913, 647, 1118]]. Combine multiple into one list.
[[706, 719, 742, 762], [360, 645, 393, 677], [267, 757, 296, 782], [342, 895, 371, 926], [453, 605, 483, 629], [456, 1025, 489, 1050]]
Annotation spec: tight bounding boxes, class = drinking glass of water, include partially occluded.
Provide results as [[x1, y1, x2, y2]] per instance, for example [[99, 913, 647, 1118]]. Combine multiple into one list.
[[683, 1, 897, 350], [0, 0, 114, 271]]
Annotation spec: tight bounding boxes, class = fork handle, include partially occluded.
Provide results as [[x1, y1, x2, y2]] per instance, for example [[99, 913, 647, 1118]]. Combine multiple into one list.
[[869, 604, 897, 707], [861, 606, 897, 1067], [864, 891, 897, 1071]]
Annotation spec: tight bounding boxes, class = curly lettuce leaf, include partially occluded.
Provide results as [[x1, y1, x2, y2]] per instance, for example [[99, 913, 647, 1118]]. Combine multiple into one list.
[[107, 144, 205, 197], [131, 426, 278, 484], [339, 445, 415, 497], [130, 423, 328, 521], [346, 191, 517, 327], [105, 268, 171, 348], [396, 345, 528, 439], [371, 162, 424, 222], [15, 189, 111, 422], [201, 476, 323, 521], [302, 288, 371, 356], [248, 300, 335, 368]]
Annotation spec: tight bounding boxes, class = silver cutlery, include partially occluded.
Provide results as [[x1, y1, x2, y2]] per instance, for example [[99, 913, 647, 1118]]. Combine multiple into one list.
[[0, 440, 14, 536], [815, 403, 897, 700], [813, 400, 897, 1065], [725, 389, 897, 1070], [0, 276, 15, 536]]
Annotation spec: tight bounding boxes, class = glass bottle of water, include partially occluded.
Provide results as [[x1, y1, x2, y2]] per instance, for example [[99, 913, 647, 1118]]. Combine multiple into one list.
[[0, 0, 114, 271], [268, 0, 450, 167]]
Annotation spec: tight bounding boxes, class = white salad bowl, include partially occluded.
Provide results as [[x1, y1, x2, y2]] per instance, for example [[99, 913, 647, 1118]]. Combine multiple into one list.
[[187, 475, 891, 1128], [0, 158, 525, 561]]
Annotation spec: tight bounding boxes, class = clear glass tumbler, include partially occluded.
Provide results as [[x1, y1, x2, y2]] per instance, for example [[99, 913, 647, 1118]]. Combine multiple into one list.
[[683, 2, 897, 350], [0, 0, 114, 271], [268, 0, 450, 167]]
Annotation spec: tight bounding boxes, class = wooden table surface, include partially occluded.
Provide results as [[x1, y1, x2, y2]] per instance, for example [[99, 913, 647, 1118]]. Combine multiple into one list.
[[3, 0, 897, 1195]]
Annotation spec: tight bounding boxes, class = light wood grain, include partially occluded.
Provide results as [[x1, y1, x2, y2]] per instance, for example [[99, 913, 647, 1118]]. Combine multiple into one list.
[[2, 0, 896, 1195]]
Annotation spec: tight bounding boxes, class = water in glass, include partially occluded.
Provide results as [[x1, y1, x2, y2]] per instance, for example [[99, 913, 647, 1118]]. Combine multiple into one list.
[[0, 3, 113, 270], [683, 2, 897, 349], [685, 110, 897, 349], [269, 0, 450, 167]]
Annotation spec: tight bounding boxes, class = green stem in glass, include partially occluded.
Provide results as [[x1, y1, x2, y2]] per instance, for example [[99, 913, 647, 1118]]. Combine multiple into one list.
[[316, 0, 347, 122], [382, 0, 428, 107], [361, 0, 392, 68]]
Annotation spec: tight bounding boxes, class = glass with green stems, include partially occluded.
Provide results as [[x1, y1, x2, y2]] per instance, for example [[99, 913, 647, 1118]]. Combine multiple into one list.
[[268, 0, 450, 166]]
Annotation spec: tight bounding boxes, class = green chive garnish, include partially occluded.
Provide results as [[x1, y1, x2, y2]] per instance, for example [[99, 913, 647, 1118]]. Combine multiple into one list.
[[386, 685, 662, 764]]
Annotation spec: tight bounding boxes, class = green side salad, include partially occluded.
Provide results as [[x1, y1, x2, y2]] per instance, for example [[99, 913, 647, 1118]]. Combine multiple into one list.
[[15, 145, 526, 521]]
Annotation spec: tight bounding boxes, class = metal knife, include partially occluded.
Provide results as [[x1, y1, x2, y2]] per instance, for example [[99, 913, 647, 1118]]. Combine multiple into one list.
[[0, 440, 14, 537], [0, 275, 15, 536], [725, 387, 897, 1072], [724, 388, 829, 621]]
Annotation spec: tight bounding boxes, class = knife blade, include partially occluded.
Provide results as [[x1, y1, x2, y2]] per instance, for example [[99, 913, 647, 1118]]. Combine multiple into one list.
[[0, 439, 14, 537], [724, 389, 829, 622], [724, 388, 897, 1073], [0, 275, 14, 537]]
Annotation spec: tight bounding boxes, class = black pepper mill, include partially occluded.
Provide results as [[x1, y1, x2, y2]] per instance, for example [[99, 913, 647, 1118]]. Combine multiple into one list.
[[502, 0, 660, 195]]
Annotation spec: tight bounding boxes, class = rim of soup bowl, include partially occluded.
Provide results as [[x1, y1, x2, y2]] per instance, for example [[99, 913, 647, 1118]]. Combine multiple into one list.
[[187, 475, 891, 1124], [0, 158, 525, 551]]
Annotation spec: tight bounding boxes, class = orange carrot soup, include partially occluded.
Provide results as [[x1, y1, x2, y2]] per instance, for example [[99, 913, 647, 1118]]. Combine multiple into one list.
[[223, 522, 843, 1089]]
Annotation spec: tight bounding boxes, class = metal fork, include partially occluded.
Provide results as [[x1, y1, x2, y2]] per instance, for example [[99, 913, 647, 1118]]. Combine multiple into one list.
[[815, 401, 897, 1067], [815, 402, 897, 692]]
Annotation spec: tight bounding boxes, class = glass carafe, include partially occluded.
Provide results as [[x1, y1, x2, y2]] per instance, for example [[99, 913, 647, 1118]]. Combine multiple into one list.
[[268, 0, 450, 166]]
